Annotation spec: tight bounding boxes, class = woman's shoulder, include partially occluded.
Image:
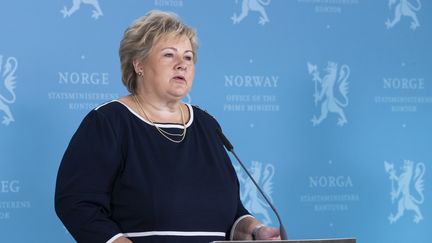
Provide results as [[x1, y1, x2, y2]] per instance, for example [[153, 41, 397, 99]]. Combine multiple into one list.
[[94, 100, 127, 116], [86, 100, 135, 126], [79, 100, 133, 133], [191, 104, 212, 117], [191, 105, 220, 126]]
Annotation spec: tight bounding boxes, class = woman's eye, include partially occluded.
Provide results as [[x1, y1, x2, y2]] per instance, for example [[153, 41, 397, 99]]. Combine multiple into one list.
[[164, 53, 174, 57], [184, 56, 193, 61]]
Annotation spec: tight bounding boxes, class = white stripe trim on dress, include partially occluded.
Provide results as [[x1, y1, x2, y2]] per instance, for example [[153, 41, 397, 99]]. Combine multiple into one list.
[[106, 233, 125, 243], [230, 214, 255, 240], [95, 100, 118, 110], [123, 231, 226, 238]]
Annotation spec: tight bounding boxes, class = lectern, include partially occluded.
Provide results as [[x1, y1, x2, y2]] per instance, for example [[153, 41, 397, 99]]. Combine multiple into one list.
[[212, 238, 356, 243]]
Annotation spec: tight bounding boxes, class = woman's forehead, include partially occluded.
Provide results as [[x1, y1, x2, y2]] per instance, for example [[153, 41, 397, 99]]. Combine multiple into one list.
[[153, 34, 192, 49]]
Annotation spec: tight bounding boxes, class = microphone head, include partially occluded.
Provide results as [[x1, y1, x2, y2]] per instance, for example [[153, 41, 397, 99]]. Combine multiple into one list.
[[216, 127, 234, 151]]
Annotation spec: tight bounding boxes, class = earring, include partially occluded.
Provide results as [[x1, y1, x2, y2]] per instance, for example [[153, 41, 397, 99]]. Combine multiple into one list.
[[137, 72, 142, 77]]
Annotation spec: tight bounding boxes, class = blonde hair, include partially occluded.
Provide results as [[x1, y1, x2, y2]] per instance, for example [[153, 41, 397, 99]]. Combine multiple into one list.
[[119, 10, 198, 94]]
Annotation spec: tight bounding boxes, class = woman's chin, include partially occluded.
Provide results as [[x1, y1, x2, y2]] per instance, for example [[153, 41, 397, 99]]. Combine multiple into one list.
[[167, 92, 189, 101], [168, 87, 191, 100]]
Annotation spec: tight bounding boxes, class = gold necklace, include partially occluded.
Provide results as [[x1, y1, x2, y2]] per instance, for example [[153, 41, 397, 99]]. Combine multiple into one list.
[[132, 94, 187, 143]]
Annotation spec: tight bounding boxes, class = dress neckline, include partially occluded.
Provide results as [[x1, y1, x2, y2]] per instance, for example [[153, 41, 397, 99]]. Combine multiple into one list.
[[113, 100, 194, 129]]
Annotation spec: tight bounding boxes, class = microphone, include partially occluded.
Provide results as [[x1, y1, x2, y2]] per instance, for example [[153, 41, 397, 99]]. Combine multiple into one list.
[[216, 127, 288, 240]]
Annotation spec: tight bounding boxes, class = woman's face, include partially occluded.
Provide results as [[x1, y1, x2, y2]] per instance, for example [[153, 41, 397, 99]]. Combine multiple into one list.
[[138, 34, 195, 102]]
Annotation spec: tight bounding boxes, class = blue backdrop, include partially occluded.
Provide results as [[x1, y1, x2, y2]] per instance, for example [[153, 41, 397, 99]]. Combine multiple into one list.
[[1, 0, 430, 242]]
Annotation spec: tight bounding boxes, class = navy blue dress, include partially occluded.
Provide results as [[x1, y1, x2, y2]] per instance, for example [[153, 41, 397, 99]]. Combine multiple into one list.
[[55, 101, 249, 243]]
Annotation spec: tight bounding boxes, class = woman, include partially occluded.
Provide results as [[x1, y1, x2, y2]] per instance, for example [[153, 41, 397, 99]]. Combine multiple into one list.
[[55, 10, 280, 243]]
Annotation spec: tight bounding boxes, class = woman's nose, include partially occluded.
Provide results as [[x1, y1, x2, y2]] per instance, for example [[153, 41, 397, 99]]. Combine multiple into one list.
[[176, 61, 187, 70]]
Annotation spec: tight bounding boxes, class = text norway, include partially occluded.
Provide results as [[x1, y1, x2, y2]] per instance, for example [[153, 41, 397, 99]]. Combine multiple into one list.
[[225, 75, 279, 88]]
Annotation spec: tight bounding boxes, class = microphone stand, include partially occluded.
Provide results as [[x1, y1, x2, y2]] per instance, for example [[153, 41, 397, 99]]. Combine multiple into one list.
[[216, 128, 288, 240]]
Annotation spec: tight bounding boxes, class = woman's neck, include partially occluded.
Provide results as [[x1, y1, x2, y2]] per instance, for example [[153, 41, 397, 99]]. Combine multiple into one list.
[[132, 94, 186, 124]]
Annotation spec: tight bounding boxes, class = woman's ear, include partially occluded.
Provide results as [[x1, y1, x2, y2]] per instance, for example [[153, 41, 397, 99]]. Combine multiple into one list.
[[133, 59, 143, 74]]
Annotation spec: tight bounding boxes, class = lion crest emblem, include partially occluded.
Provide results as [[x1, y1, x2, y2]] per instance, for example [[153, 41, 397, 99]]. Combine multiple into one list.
[[385, 0, 421, 30], [307, 61, 350, 126], [234, 160, 274, 224], [384, 160, 425, 223], [0, 55, 18, 126], [61, 0, 103, 19], [231, 0, 271, 25]]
